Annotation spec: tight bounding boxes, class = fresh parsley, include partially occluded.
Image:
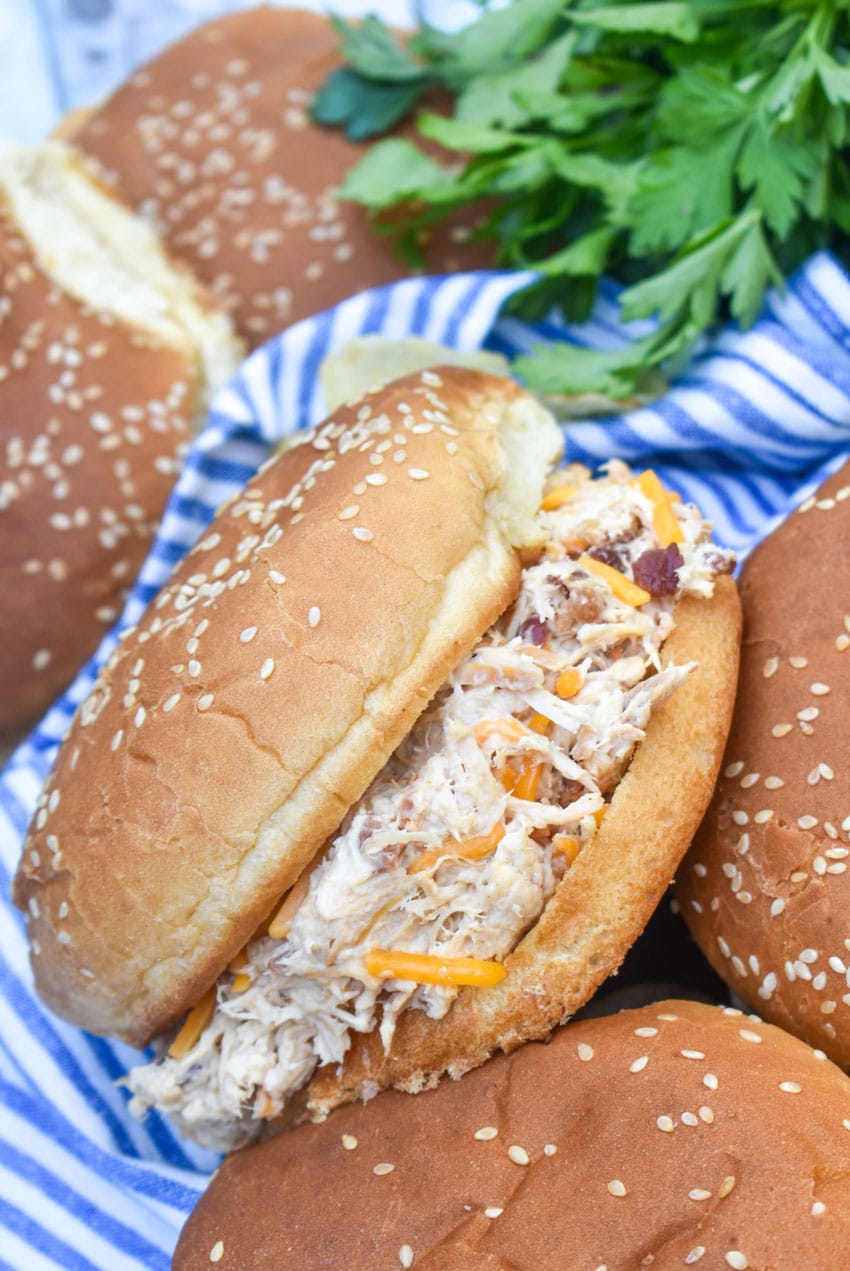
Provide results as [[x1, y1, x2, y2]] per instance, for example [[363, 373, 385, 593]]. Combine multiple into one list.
[[311, 1, 850, 398]]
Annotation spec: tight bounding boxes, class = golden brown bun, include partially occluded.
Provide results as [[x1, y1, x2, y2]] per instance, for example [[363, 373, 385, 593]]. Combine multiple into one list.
[[677, 460, 850, 1067], [173, 998, 850, 1271], [12, 367, 562, 1046], [66, 6, 495, 350], [306, 573, 741, 1118], [0, 141, 243, 735]]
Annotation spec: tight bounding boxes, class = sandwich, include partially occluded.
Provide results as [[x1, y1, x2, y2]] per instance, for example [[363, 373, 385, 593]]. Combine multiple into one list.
[[12, 366, 741, 1148]]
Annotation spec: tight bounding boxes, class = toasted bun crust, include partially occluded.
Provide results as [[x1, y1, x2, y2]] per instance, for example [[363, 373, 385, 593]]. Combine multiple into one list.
[[0, 141, 243, 735], [173, 998, 850, 1270], [305, 574, 741, 1117], [67, 7, 494, 350], [13, 368, 562, 1046], [677, 461, 850, 1066]]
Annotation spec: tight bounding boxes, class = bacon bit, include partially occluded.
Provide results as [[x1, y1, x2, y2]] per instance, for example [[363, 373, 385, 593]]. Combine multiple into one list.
[[473, 718, 526, 745], [408, 823, 505, 873], [556, 668, 582, 699], [519, 616, 549, 646], [168, 986, 216, 1060], [634, 469, 684, 547], [578, 554, 651, 607], [364, 949, 507, 988], [587, 544, 625, 572], [633, 543, 683, 597], [541, 484, 578, 511]]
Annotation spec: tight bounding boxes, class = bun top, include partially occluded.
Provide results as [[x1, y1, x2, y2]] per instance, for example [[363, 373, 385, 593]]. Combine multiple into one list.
[[0, 141, 242, 734], [12, 367, 562, 1046], [173, 998, 850, 1270], [69, 6, 494, 349], [677, 459, 850, 1066]]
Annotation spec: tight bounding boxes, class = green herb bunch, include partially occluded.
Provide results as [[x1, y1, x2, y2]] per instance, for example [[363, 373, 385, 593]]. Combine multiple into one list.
[[312, 1, 850, 396]]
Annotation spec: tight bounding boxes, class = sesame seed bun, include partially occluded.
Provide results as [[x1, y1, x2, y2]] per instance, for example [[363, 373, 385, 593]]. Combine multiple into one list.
[[677, 460, 850, 1067], [12, 367, 563, 1046], [65, 6, 494, 350], [172, 998, 850, 1271], [0, 140, 243, 735]]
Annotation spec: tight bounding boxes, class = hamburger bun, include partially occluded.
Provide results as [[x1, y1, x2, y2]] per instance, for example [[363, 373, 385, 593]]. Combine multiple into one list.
[[0, 140, 243, 735], [173, 998, 850, 1270], [677, 459, 850, 1067], [65, 6, 494, 350], [13, 367, 562, 1044]]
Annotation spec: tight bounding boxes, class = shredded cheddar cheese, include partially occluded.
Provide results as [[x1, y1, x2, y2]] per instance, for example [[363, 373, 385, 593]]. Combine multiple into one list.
[[168, 986, 217, 1060], [408, 822, 505, 873], [473, 718, 526, 745], [540, 484, 578, 511], [578, 554, 651, 607], [634, 469, 684, 547], [364, 949, 507, 987], [231, 973, 252, 995], [555, 667, 582, 699], [513, 760, 544, 801], [552, 833, 581, 866]]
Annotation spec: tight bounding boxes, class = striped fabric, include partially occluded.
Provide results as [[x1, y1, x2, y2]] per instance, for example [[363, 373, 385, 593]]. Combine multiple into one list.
[[2, 254, 850, 1269]]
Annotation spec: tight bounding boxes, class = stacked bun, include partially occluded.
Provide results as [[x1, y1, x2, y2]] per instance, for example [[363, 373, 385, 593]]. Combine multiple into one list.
[[173, 998, 850, 1270], [678, 459, 850, 1066], [0, 141, 243, 735], [67, 6, 493, 349]]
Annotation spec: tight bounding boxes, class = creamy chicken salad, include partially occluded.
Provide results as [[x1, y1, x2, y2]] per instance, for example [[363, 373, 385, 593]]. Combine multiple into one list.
[[127, 460, 734, 1148]]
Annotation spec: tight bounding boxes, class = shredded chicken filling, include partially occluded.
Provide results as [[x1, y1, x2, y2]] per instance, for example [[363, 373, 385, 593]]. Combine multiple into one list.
[[127, 461, 733, 1148]]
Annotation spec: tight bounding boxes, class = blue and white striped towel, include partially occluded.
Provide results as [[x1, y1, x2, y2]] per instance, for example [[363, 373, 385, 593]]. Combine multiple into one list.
[[2, 253, 850, 1270]]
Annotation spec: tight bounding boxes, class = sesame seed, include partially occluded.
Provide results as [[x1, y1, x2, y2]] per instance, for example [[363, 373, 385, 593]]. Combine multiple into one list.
[[836, 634, 850, 651], [607, 1179, 627, 1197], [703, 1073, 719, 1090], [740, 772, 759, 788], [772, 723, 793, 737], [762, 657, 779, 678], [269, 570, 286, 585], [689, 1189, 711, 1201], [259, 658, 274, 680], [373, 1163, 395, 1176], [630, 1055, 649, 1073], [341, 1134, 358, 1150], [718, 1176, 736, 1198], [543, 1143, 557, 1156], [656, 1116, 675, 1133], [812, 1202, 826, 1216], [197, 694, 214, 712], [681, 1049, 705, 1060], [408, 468, 430, 480], [111, 729, 123, 751], [811, 682, 831, 696], [484, 1207, 503, 1219], [731, 810, 749, 826], [399, 1245, 414, 1268], [338, 504, 359, 520], [162, 693, 180, 713], [240, 626, 257, 642], [753, 809, 773, 824], [779, 1081, 802, 1093], [508, 1145, 529, 1166], [352, 527, 374, 542], [789, 655, 808, 668], [798, 815, 818, 830], [699, 1106, 714, 1123], [577, 1043, 594, 1061], [188, 660, 201, 677], [725, 761, 744, 777], [764, 776, 784, 789], [474, 1126, 498, 1141], [681, 1112, 699, 1127], [725, 1254, 747, 1270], [739, 1028, 762, 1044], [685, 1249, 706, 1264], [209, 1241, 224, 1264]]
